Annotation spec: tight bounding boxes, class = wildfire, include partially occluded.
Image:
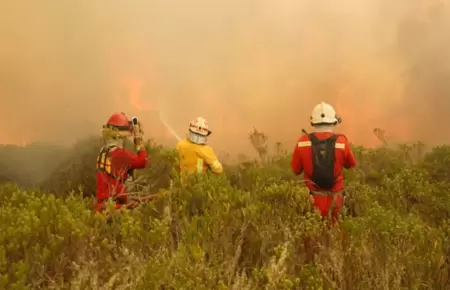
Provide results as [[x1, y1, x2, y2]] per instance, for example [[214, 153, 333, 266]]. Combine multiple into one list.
[[333, 72, 412, 148], [125, 78, 156, 112], [0, 136, 29, 147], [123, 77, 178, 141]]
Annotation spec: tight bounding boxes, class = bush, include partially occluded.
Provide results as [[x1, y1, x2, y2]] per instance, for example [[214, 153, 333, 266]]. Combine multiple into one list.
[[1, 137, 450, 289], [0, 143, 67, 188]]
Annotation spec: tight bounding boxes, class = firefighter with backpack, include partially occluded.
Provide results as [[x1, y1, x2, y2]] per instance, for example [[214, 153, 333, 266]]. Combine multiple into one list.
[[291, 102, 357, 222], [95, 112, 150, 212]]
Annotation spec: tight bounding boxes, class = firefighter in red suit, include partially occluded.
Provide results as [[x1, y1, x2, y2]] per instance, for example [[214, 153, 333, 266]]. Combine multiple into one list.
[[95, 112, 148, 212], [291, 102, 356, 222]]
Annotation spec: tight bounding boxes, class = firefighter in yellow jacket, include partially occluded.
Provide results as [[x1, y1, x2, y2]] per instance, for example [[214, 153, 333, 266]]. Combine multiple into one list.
[[176, 117, 223, 175]]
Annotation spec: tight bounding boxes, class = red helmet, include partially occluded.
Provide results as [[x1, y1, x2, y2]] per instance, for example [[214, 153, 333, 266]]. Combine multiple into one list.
[[103, 112, 132, 135]]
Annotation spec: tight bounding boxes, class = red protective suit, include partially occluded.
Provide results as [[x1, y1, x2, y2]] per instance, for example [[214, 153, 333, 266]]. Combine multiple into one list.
[[291, 131, 356, 220], [95, 145, 148, 212]]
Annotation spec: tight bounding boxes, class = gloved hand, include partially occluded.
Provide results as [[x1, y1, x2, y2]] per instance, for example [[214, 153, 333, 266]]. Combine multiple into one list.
[[134, 135, 145, 152], [136, 139, 146, 152], [130, 121, 144, 151]]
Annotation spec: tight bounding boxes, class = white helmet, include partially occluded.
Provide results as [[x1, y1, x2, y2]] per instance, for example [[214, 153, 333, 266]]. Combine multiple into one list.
[[188, 117, 211, 144], [189, 117, 211, 136], [310, 102, 342, 126]]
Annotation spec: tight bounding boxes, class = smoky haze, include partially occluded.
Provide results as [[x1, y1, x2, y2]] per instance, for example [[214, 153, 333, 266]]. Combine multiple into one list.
[[1, 0, 449, 154]]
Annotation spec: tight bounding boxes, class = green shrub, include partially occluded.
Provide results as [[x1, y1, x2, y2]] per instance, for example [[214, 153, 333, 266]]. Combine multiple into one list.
[[1, 139, 450, 289]]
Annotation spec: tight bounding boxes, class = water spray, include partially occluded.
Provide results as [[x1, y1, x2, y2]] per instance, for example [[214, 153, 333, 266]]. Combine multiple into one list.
[[158, 110, 181, 141], [129, 93, 181, 141]]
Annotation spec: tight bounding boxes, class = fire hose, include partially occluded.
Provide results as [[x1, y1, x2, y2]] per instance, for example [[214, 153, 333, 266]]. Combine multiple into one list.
[[96, 192, 160, 211]]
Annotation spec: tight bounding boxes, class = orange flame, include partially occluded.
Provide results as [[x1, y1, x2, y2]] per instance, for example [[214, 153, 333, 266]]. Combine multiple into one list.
[[125, 78, 156, 112], [122, 76, 182, 142], [333, 72, 411, 148]]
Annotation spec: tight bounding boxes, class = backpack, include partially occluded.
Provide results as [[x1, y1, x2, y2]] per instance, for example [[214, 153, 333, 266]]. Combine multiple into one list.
[[96, 145, 134, 183], [307, 132, 337, 190]]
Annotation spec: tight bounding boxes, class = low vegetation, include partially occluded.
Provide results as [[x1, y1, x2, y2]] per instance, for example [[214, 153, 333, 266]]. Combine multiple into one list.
[[1, 132, 450, 289]]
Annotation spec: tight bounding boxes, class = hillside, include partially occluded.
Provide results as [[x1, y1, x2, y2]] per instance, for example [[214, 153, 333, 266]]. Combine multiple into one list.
[[1, 136, 450, 289]]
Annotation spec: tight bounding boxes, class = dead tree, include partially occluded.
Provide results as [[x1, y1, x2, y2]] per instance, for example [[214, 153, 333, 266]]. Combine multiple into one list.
[[249, 127, 268, 162]]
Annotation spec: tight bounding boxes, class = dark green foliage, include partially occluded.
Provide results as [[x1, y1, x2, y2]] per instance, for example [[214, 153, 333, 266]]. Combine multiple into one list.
[[0, 142, 67, 188], [40, 136, 103, 197], [1, 138, 450, 289]]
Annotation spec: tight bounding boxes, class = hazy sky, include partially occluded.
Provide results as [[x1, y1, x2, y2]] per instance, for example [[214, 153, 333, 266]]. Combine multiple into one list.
[[1, 0, 449, 154]]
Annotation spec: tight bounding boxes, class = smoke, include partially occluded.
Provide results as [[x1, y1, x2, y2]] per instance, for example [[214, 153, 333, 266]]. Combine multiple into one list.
[[1, 0, 449, 153]]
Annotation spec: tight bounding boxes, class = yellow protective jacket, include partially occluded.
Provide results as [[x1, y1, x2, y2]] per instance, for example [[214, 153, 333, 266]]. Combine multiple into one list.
[[176, 139, 223, 175]]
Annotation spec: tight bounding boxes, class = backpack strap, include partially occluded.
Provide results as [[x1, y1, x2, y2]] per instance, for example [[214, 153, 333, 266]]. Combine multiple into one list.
[[308, 132, 337, 143], [96, 145, 127, 183], [302, 129, 343, 141]]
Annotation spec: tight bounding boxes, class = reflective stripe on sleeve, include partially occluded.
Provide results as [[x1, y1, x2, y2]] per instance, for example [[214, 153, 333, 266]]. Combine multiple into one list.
[[335, 143, 345, 149], [211, 160, 222, 170], [297, 141, 311, 147]]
